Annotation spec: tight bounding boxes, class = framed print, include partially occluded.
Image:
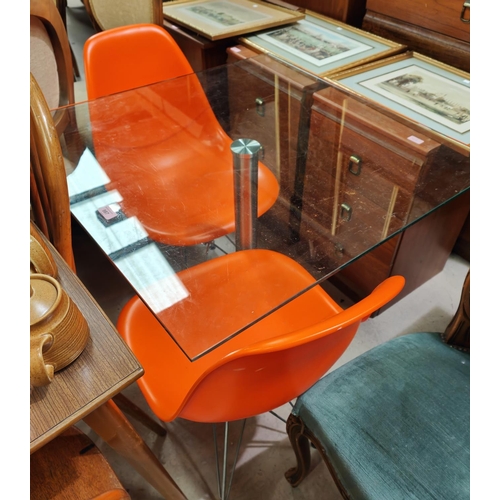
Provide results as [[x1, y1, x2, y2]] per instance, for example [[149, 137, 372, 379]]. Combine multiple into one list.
[[239, 11, 405, 77], [329, 52, 470, 152], [162, 0, 305, 41]]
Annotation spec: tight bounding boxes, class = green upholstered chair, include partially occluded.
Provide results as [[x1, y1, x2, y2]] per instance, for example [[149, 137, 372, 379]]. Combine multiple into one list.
[[285, 319, 470, 499]]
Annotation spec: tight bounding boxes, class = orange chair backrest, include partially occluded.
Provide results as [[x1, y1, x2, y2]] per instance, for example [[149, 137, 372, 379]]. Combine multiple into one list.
[[178, 275, 405, 423], [83, 23, 194, 99]]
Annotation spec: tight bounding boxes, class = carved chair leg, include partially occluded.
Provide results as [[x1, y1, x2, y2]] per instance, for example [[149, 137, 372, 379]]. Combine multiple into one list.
[[285, 413, 312, 487], [443, 270, 470, 351], [113, 393, 167, 437]]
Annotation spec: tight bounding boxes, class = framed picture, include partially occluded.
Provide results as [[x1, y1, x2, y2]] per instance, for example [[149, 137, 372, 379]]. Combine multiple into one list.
[[162, 0, 305, 41], [329, 52, 470, 152], [239, 11, 405, 77]]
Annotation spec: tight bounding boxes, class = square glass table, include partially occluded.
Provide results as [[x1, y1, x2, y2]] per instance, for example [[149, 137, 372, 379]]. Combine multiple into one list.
[[59, 54, 470, 360]]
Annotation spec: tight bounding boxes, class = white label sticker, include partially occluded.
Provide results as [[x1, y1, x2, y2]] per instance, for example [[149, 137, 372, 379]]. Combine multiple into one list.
[[408, 135, 424, 145]]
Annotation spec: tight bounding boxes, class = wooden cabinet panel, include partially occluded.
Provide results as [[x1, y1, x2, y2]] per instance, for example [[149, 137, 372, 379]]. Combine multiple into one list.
[[362, 0, 470, 71], [284, 0, 367, 27], [365, 0, 470, 42]]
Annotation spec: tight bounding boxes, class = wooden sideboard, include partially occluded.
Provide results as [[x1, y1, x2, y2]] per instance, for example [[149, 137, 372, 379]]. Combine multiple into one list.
[[362, 0, 470, 72]]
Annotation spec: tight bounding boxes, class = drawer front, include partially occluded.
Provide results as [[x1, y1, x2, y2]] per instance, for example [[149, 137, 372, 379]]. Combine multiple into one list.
[[340, 126, 421, 196], [335, 184, 407, 243], [365, 0, 470, 42], [340, 151, 413, 230], [302, 108, 420, 240], [298, 201, 396, 278]]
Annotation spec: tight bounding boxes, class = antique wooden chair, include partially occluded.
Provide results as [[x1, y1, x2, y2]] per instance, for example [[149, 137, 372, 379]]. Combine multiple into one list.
[[285, 272, 470, 499], [30, 426, 131, 500], [30, 0, 83, 165]]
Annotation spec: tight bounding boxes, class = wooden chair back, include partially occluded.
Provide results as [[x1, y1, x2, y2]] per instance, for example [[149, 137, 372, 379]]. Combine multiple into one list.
[[30, 0, 75, 133], [30, 72, 75, 270], [82, 0, 163, 31]]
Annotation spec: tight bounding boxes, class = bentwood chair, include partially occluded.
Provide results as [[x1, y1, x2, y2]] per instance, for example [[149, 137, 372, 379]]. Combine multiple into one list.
[[30, 0, 83, 166], [117, 255, 404, 499], [83, 23, 279, 247], [285, 272, 470, 499], [30, 426, 131, 500], [30, 72, 168, 437], [82, 0, 163, 32]]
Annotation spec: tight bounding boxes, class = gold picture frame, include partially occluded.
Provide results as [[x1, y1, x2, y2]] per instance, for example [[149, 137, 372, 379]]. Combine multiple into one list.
[[328, 51, 470, 154], [162, 0, 305, 41], [239, 11, 406, 78]]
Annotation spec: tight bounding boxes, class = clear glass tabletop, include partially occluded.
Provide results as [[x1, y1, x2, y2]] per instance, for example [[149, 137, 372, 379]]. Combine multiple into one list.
[[60, 53, 470, 360]]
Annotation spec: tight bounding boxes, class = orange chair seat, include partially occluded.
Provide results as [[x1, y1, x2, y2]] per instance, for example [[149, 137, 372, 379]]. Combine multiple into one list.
[[117, 249, 405, 423]]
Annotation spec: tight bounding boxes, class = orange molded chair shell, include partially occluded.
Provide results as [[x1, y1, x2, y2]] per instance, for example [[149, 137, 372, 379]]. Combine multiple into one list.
[[117, 249, 405, 423], [83, 24, 279, 246], [84, 23, 193, 100]]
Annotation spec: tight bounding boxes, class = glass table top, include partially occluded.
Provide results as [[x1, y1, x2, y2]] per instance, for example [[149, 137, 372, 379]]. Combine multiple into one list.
[[59, 53, 470, 360]]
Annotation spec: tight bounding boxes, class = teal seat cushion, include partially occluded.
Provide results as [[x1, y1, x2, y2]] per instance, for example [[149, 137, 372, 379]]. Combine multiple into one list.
[[292, 332, 470, 500]]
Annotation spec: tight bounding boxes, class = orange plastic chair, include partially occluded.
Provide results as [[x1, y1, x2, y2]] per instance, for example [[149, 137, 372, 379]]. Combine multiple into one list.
[[83, 23, 192, 100], [117, 248, 404, 498], [82, 23, 279, 247]]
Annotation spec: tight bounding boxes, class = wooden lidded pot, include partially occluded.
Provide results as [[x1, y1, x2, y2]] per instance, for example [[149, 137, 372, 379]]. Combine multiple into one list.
[[30, 273, 89, 387]]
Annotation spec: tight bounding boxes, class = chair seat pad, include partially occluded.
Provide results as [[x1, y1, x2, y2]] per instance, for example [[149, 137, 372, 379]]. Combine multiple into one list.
[[292, 332, 470, 500]]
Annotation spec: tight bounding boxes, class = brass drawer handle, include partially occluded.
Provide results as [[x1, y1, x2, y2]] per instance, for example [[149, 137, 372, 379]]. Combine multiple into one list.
[[255, 97, 265, 117], [340, 203, 352, 222], [460, 1, 470, 23], [348, 155, 362, 175]]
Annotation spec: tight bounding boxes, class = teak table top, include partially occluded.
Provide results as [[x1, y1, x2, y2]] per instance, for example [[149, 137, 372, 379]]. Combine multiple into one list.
[[30, 235, 144, 453]]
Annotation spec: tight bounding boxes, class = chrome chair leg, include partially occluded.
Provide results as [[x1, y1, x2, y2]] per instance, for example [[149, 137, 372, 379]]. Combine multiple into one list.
[[269, 410, 287, 424], [212, 420, 246, 500]]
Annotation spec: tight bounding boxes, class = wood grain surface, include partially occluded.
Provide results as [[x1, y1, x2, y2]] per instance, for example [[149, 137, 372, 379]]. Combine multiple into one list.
[[30, 229, 143, 453]]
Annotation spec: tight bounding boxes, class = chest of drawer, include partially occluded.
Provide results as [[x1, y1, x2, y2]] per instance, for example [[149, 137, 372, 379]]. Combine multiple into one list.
[[301, 88, 440, 234], [297, 82, 469, 314]]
